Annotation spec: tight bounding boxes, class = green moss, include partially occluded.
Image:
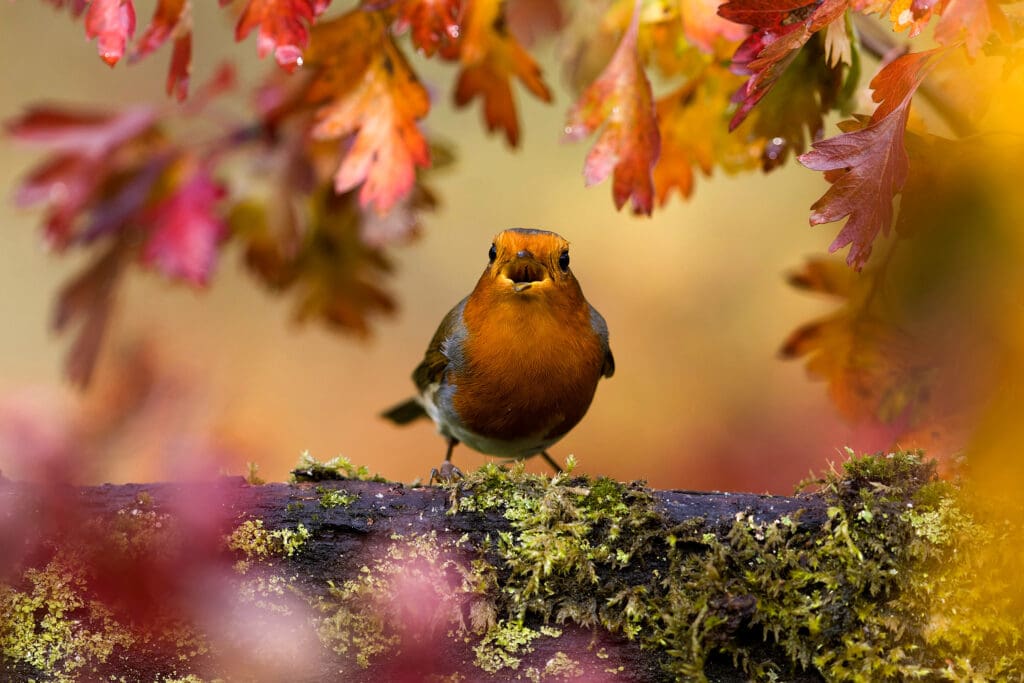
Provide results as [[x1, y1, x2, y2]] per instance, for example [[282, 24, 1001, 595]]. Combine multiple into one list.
[[448, 451, 1023, 681], [290, 451, 387, 483], [316, 485, 359, 509]]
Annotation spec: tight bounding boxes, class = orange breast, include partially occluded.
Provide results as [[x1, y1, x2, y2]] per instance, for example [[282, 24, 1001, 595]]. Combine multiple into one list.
[[450, 288, 606, 444]]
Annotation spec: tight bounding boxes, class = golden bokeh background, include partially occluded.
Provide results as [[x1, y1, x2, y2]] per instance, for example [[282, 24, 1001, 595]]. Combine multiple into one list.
[[0, 1, 883, 492]]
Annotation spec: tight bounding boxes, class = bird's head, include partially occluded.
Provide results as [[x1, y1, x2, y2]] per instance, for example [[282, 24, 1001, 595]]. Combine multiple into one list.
[[482, 228, 577, 297]]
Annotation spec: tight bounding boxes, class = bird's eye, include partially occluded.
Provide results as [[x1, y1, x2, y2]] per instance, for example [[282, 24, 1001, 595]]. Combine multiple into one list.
[[488, 244, 497, 263], [558, 250, 570, 272]]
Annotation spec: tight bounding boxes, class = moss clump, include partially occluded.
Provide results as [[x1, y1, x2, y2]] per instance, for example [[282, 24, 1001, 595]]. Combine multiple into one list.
[[316, 485, 359, 509], [450, 451, 1023, 681], [290, 451, 387, 483], [452, 460, 664, 632]]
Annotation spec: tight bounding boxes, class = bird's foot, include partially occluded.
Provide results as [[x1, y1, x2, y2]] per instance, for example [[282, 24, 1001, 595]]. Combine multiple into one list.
[[429, 461, 463, 486]]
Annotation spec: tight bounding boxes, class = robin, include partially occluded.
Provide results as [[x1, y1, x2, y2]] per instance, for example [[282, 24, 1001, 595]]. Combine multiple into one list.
[[383, 228, 614, 478]]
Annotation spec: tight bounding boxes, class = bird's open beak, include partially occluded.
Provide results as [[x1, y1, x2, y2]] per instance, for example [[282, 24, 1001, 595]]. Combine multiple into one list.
[[501, 255, 548, 293]]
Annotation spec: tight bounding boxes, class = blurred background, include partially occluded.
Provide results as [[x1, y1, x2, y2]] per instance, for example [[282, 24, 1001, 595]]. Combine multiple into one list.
[[0, 0, 885, 493]]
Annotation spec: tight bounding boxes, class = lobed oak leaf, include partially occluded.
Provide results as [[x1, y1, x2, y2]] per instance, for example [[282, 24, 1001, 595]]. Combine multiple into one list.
[[85, 0, 137, 66], [133, 0, 192, 100], [232, 0, 331, 71], [141, 160, 228, 286], [306, 11, 431, 215], [564, 0, 660, 215], [798, 49, 941, 269], [453, 0, 552, 147]]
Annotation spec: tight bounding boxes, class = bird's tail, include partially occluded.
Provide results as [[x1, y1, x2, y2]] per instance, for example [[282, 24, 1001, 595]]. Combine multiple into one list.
[[381, 398, 427, 425]]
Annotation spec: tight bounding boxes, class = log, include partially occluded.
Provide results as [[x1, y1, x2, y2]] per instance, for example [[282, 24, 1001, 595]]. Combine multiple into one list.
[[2, 454, 1016, 682]]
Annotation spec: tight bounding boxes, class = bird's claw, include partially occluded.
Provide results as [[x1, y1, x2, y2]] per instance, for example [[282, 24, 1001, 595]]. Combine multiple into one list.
[[429, 462, 463, 486]]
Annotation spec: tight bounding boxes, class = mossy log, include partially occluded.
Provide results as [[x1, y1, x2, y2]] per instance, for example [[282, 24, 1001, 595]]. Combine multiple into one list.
[[1, 454, 1021, 682]]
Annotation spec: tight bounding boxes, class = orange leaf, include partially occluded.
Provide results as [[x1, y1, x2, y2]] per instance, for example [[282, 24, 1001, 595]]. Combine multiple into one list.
[[307, 11, 431, 215], [453, 0, 552, 147], [564, 0, 660, 215]]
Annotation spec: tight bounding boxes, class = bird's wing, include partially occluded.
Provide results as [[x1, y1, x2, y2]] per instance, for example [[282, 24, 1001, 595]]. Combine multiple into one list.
[[589, 304, 615, 379], [412, 297, 469, 393]]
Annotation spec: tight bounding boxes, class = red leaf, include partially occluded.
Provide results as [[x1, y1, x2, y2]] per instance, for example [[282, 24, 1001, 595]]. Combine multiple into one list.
[[452, 0, 552, 147], [390, 0, 465, 57], [7, 106, 159, 247], [720, 0, 847, 129], [564, 0, 660, 215], [85, 0, 137, 66], [234, 0, 331, 72], [6, 105, 156, 156], [798, 50, 941, 269], [133, 0, 192, 100], [141, 162, 227, 285]]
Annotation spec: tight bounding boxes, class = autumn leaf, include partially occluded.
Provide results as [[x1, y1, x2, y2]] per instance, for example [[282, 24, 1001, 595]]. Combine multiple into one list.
[[780, 256, 934, 426], [233, 188, 398, 336], [133, 0, 192, 100], [304, 10, 431, 215], [799, 49, 941, 269], [52, 239, 130, 387], [720, 0, 847, 130], [7, 106, 159, 247], [85, 0, 137, 66], [453, 0, 552, 147], [141, 160, 227, 285], [653, 64, 762, 204], [384, 0, 465, 57], [230, 0, 331, 71], [565, 0, 660, 215]]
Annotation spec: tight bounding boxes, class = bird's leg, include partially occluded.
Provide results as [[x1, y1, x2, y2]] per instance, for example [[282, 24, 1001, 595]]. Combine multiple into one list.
[[539, 451, 563, 474], [430, 438, 463, 485]]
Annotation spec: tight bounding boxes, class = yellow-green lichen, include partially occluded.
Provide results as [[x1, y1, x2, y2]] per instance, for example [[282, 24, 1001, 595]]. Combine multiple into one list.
[[472, 621, 560, 674], [226, 519, 311, 562], [0, 557, 135, 683]]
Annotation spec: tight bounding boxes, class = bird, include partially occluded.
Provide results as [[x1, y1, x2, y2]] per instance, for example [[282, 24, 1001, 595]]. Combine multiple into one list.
[[382, 228, 614, 478]]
